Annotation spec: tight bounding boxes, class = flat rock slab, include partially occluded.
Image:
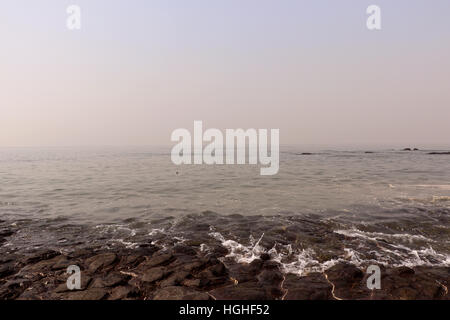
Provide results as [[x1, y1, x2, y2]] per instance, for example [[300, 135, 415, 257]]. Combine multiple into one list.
[[153, 286, 210, 300], [85, 253, 117, 273], [209, 281, 270, 300]]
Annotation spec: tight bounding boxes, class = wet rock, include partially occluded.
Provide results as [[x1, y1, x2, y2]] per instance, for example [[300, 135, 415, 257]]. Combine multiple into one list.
[[19, 255, 66, 273], [257, 269, 284, 288], [182, 278, 201, 288], [85, 253, 117, 273], [370, 266, 450, 300], [0, 263, 15, 278], [153, 286, 210, 300], [17, 289, 41, 300], [260, 253, 271, 261], [68, 249, 93, 259], [208, 245, 228, 258], [160, 271, 190, 288], [173, 245, 197, 256], [142, 267, 169, 283], [283, 273, 332, 300], [180, 260, 206, 273], [51, 257, 73, 270], [109, 286, 134, 300], [227, 259, 264, 283], [396, 266, 415, 276], [2, 243, 449, 301], [92, 273, 129, 288], [196, 260, 229, 288], [0, 229, 14, 238], [140, 252, 174, 269], [66, 288, 108, 300], [0, 278, 32, 300], [118, 254, 145, 269], [209, 281, 269, 300], [21, 250, 59, 265], [325, 263, 367, 299]]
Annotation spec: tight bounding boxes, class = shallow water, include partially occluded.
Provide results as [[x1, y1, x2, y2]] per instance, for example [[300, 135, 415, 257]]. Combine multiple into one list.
[[1, 146, 449, 274]]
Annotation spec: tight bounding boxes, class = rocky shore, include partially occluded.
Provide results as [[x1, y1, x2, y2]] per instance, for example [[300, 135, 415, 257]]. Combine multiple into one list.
[[1, 224, 449, 300]]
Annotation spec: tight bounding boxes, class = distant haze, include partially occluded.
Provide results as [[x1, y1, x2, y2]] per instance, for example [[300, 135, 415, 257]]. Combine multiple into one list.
[[1, 0, 449, 147]]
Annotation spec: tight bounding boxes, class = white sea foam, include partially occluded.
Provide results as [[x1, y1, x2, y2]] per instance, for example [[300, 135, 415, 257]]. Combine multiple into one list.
[[335, 228, 433, 243], [148, 228, 165, 236], [208, 228, 450, 277], [209, 230, 266, 264]]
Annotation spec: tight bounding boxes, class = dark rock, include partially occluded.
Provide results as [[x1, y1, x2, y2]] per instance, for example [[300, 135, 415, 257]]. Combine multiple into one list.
[[19, 255, 67, 273], [209, 281, 269, 300], [160, 271, 190, 288], [182, 278, 201, 288], [428, 152, 450, 155], [0, 263, 15, 278], [66, 288, 108, 300], [208, 245, 229, 258], [173, 245, 197, 256], [85, 253, 117, 273], [325, 263, 367, 299], [0, 229, 14, 238], [118, 254, 145, 268], [109, 286, 134, 300], [227, 259, 264, 283], [92, 272, 129, 288], [68, 249, 93, 259], [403, 148, 412, 151], [0, 278, 32, 300], [3, 244, 449, 301], [21, 250, 59, 265], [142, 267, 169, 283], [396, 266, 415, 276], [369, 266, 450, 300], [51, 257, 72, 270], [153, 286, 210, 300], [260, 253, 271, 261], [139, 252, 174, 269], [283, 273, 333, 300]]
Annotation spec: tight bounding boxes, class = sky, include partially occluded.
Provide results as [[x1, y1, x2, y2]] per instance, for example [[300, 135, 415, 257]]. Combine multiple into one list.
[[1, 0, 449, 147]]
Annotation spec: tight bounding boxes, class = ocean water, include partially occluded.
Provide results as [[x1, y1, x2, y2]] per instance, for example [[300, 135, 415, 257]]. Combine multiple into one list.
[[1, 146, 449, 274]]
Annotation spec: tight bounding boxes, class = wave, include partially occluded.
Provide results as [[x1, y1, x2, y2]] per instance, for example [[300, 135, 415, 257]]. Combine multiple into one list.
[[207, 227, 450, 277]]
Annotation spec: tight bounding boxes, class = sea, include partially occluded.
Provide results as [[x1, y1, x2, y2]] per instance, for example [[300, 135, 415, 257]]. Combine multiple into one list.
[[1, 146, 449, 275]]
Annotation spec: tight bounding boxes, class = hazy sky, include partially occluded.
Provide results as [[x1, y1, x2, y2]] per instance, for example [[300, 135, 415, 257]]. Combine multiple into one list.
[[1, 0, 449, 147]]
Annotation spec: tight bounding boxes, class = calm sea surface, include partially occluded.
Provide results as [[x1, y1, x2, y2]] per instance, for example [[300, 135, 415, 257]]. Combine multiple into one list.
[[1, 147, 449, 274]]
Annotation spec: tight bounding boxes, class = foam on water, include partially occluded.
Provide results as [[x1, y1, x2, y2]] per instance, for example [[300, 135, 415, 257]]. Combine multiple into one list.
[[207, 227, 450, 277], [334, 228, 433, 243]]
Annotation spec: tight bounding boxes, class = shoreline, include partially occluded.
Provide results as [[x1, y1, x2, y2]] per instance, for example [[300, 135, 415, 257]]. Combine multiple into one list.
[[1, 227, 449, 300]]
